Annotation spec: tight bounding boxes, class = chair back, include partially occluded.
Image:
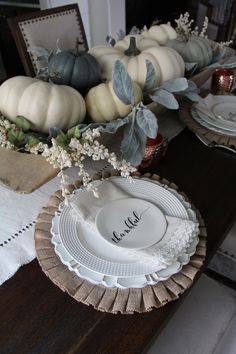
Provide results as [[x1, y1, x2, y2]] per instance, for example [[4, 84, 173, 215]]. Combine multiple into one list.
[[8, 4, 88, 77]]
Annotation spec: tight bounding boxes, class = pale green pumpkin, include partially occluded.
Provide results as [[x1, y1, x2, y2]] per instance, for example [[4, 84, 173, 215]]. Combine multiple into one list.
[[167, 35, 213, 69]]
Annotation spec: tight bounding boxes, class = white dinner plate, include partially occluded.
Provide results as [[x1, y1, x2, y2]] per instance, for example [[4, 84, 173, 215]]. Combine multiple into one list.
[[212, 102, 236, 124], [51, 177, 199, 288], [191, 106, 236, 136], [95, 198, 167, 250], [195, 105, 236, 132], [57, 177, 196, 277], [192, 94, 236, 134]]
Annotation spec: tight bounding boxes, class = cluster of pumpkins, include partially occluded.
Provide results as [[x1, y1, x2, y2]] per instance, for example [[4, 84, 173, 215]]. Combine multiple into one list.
[[0, 23, 214, 134]]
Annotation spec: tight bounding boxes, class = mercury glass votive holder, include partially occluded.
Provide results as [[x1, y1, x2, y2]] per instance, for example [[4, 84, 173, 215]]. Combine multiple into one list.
[[138, 133, 168, 171], [211, 68, 235, 95]]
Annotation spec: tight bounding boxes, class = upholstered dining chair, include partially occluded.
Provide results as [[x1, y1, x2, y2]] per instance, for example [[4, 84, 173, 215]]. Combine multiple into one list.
[[7, 4, 88, 77]]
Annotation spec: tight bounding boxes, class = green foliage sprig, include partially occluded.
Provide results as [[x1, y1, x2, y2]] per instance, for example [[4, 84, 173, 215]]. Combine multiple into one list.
[[4, 116, 41, 150]]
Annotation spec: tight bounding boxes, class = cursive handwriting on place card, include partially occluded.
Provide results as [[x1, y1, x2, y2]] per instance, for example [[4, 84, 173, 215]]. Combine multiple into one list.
[[111, 207, 150, 244]]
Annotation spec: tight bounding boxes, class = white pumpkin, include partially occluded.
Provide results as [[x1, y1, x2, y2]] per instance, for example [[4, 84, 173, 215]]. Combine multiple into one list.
[[120, 46, 185, 88], [89, 46, 123, 81], [167, 35, 213, 69], [85, 81, 143, 122], [114, 34, 159, 51], [142, 24, 177, 45], [89, 38, 185, 89], [0, 76, 86, 133]]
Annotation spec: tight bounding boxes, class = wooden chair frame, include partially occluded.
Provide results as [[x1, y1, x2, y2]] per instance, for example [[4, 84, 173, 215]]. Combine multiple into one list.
[[7, 4, 88, 77]]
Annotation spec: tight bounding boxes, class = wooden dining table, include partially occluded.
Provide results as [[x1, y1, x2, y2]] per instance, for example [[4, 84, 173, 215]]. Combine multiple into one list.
[[1, 127, 236, 354]]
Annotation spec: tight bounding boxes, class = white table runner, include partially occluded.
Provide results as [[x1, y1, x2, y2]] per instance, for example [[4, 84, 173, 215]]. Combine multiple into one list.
[[0, 176, 60, 284], [0, 112, 185, 285]]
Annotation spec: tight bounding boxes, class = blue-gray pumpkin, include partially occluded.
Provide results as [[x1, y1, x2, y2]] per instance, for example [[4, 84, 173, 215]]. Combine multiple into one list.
[[48, 50, 101, 92]]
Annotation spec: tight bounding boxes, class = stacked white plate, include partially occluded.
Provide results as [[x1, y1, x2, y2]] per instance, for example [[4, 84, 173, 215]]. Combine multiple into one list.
[[191, 94, 236, 136], [51, 176, 199, 289]]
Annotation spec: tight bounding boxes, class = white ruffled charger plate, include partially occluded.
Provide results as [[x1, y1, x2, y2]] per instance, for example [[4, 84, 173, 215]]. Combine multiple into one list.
[[51, 177, 199, 288], [59, 177, 193, 277]]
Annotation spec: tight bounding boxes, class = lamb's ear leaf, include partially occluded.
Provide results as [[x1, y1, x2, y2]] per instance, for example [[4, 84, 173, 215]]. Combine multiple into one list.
[[55, 38, 62, 54], [177, 79, 202, 102], [129, 26, 140, 35], [183, 92, 202, 102], [27, 46, 50, 61], [49, 127, 64, 138], [99, 114, 132, 134], [116, 29, 126, 41], [212, 44, 226, 63], [106, 35, 116, 47], [143, 60, 157, 92], [48, 50, 54, 62], [136, 108, 158, 138], [161, 78, 188, 92], [121, 119, 147, 166], [185, 80, 199, 92], [112, 60, 134, 105], [185, 62, 198, 77], [150, 89, 179, 109]]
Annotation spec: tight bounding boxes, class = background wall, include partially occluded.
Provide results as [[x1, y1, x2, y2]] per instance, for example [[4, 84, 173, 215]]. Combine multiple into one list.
[[40, 0, 126, 47]]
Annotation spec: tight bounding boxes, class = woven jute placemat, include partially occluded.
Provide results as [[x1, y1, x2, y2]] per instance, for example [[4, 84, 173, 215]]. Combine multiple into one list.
[[179, 101, 236, 148], [0, 147, 59, 193], [34, 171, 207, 314]]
